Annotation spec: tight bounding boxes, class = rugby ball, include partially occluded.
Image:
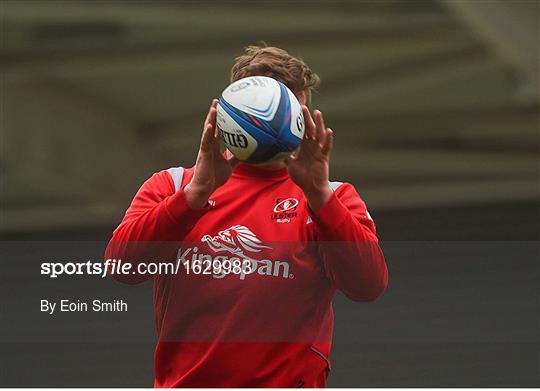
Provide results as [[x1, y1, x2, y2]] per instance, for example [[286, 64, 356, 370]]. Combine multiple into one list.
[[216, 76, 305, 164]]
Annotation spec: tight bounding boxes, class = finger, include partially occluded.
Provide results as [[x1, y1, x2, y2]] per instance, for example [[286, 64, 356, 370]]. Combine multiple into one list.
[[214, 119, 221, 141], [200, 123, 214, 152], [204, 99, 218, 126], [209, 123, 224, 156], [302, 105, 316, 140], [314, 110, 326, 144], [321, 128, 334, 156], [205, 106, 219, 139], [211, 100, 219, 138], [296, 132, 309, 154], [207, 107, 217, 128], [297, 128, 318, 156]]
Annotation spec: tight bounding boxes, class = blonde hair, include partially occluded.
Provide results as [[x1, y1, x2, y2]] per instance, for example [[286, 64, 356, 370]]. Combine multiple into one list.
[[231, 44, 320, 103]]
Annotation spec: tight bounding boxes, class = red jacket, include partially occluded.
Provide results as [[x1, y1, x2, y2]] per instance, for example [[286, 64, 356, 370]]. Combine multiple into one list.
[[105, 164, 388, 387]]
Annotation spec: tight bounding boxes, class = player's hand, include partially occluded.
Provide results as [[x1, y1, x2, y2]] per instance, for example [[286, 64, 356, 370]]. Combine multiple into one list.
[[286, 106, 334, 213], [185, 99, 238, 209]]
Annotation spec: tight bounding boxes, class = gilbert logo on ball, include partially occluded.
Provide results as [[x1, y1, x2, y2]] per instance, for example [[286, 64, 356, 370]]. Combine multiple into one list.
[[216, 76, 305, 164]]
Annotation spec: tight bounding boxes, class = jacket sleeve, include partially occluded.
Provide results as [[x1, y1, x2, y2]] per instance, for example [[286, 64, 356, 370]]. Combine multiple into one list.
[[104, 167, 207, 283], [311, 182, 388, 301]]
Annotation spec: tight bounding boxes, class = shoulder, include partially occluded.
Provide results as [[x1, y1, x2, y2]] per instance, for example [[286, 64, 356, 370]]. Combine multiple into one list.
[[328, 180, 346, 192], [328, 179, 369, 208], [328, 180, 360, 199], [137, 166, 194, 196], [152, 166, 195, 192]]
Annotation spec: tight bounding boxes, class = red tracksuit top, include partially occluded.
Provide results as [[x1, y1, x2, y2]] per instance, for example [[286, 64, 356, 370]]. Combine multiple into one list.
[[105, 163, 388, 387]]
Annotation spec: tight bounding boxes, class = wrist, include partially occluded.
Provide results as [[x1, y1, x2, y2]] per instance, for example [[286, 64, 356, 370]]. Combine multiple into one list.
[[304, 185, 333, 213], [184, 182, 213, 209]]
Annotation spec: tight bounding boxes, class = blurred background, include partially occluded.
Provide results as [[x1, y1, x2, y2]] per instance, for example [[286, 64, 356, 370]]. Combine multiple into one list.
[[1, 0, 538, 387]]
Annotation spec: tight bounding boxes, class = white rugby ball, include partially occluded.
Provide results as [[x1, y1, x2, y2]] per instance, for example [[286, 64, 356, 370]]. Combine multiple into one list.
[[216, 76, 304, 164]]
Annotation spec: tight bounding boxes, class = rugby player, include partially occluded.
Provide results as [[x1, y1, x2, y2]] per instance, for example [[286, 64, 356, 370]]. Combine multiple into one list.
[[106, 45, 388, 387]]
